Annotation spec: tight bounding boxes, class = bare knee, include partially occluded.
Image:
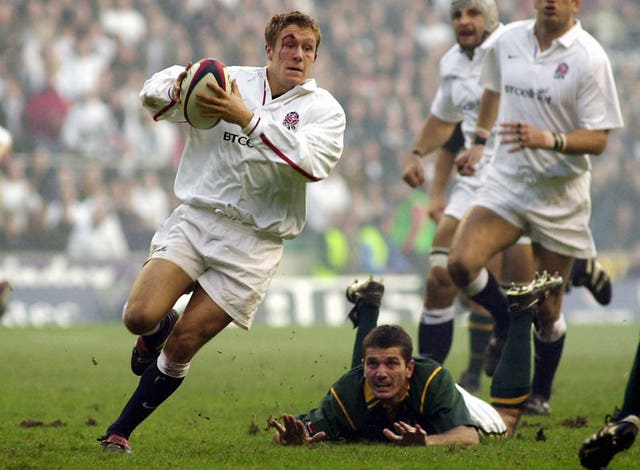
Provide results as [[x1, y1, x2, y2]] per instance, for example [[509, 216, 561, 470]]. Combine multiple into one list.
[[122, 301, 159, 335], [447, 256, 473, 289], [426, 267, 457, 307]]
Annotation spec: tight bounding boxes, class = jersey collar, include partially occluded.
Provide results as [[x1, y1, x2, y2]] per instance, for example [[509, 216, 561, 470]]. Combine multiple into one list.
[[363, 380, 411, 410]]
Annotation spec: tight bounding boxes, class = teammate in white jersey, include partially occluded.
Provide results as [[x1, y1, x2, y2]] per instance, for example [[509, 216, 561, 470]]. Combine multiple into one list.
[[401, 0, 534, 393], [99, 10, 346, 454], [449, 0, 623, 412]]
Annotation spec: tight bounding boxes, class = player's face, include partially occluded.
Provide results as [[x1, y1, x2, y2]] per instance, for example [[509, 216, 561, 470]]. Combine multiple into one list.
[[451, 5, 487, 51], [363, 347, 415, 403], [265, 25, 317, 96], [535, 0, 581, 33]]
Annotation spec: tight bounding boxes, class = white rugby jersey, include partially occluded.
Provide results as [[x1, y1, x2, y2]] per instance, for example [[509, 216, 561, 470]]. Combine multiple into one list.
[[480, 19, 623, 180], [430, 24, 504, 188], [140, 65, 345, 239]]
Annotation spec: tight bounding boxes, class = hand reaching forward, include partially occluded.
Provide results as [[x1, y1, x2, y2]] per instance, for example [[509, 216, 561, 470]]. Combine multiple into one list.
[[383, 421, 428, 446], [454, 145, 484, 177], [269, 414, 327, 446]]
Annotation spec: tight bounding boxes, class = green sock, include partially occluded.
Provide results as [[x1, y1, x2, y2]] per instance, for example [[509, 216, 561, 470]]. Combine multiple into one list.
[[619, 338, 640, 418], [490, 309, 534, 408], [351, 302, 379, 369], [466, 312, 494, 376]]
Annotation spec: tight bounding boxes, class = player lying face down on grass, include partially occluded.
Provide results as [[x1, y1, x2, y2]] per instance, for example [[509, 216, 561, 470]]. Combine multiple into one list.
[[272, 324, 482, 447], [269, 276, 560, 446]]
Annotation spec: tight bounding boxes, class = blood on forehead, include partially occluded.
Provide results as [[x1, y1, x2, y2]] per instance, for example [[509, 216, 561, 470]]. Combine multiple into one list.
[[280, 30, 317, 48]]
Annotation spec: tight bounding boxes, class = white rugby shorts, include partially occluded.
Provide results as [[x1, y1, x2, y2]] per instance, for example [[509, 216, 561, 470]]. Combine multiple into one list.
[[148, 204, 283, 329], [456, 384, 507, 437], [472, 171, 595, 258], [445, 178, 530, 245], [444, 178, 476, 221]]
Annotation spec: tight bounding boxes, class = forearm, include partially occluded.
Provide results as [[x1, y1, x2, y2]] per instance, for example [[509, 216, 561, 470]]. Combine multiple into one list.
[[412, 114, 457, 157], [430, 147, 455, 198], [475, 89, 500, 137], [507, 125, 610, 156], [426, 426, 480, 446], [547, 128, 609, 156]]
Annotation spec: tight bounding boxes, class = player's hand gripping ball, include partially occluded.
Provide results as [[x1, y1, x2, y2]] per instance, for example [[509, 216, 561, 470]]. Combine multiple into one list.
[[180, 58, 231, 129]]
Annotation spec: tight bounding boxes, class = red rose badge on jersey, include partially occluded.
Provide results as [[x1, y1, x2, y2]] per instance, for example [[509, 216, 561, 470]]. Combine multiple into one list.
[[283, 111, 300, 131], [554, 62, 569, 79]]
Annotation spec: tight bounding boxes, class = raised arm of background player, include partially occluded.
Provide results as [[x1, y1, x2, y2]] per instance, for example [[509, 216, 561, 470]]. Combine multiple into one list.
[[427, 124, 464, 223], [402, 114, 458, 188]]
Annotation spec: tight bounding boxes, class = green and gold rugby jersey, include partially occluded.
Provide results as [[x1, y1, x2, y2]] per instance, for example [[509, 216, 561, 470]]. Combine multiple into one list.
[[297, 357, 476, 441]]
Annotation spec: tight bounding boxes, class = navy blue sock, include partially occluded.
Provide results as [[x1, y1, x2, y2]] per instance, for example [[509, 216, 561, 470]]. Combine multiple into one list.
[[418, 320, 454, 364], [107, 362, 184, 439], [531, 334, 565, 400], [469, 272, 509, 334], [142, 310, 176, 348]]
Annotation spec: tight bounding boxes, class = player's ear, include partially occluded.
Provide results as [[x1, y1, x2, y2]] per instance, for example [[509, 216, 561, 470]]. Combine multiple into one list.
[[406, 359, 415, 378], [265, 44, 274, 60]]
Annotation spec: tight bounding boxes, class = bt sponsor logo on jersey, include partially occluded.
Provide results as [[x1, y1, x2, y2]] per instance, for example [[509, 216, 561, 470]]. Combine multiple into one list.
[[504, 85, 551, 104], [223, 131, 255, 147]]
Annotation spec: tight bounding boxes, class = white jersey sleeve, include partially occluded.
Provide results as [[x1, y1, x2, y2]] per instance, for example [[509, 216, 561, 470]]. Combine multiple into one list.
[[139, 65, 186, 123]]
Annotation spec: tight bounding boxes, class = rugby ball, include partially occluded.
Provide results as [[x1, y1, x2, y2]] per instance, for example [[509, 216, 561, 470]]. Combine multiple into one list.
[[180, 58, 231, 129]]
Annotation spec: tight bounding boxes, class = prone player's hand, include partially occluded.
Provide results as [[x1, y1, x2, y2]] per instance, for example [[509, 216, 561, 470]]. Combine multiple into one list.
[[383, 421, 428, 446], [269, 414, 326, 446]]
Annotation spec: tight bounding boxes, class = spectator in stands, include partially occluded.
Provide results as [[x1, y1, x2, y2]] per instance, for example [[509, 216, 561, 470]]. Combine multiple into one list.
[[27, 145, 59, 221], [54, 26, 116, 101], [60, 88, 120, 158], [24, 69, 70, 152], [66, 186, 129, 260], [42, 165, 78, 251], [0, 77, 25, 149], [100, 0, 147, 46], [0, 0, 635, 279], [130, 170, 170, 231], [0, 157, 43, 249]]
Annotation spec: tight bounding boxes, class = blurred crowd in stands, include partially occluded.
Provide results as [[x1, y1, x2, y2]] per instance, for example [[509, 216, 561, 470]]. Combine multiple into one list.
[[1, 0, 639, 276]]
